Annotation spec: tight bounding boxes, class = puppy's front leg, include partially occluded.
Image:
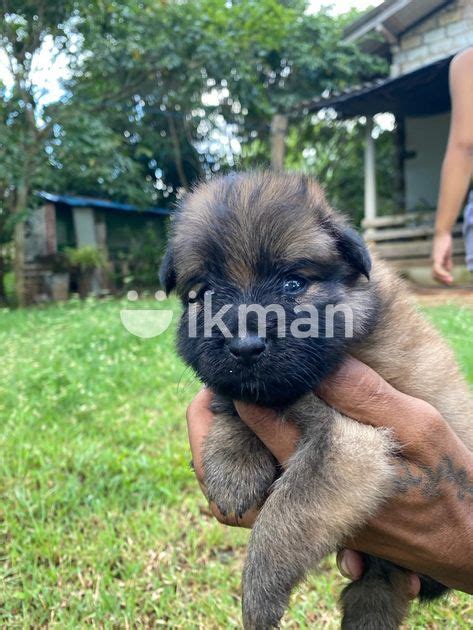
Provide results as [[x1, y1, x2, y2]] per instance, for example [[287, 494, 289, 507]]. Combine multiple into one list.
[[242, 397, 397, 630], [202, 395, 279, 519]]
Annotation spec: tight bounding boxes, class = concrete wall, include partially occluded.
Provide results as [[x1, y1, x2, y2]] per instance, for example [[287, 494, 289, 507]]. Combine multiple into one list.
[[404, 113, 450, 211], [391, 0, 473, 77], [24, 203, 57, 262]]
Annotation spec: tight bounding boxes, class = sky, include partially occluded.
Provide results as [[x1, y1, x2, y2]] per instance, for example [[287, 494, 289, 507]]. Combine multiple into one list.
[[0, 38, 71, 102], [0, 1, 384, 106]]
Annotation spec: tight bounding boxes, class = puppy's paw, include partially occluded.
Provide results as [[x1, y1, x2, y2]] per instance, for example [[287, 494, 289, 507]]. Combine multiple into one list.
[[203, 450, 277, 518], [242, 510, 299, 629], [242, 579, 285, 630]]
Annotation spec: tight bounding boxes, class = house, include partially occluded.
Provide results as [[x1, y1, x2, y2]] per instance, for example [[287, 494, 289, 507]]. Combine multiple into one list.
[[23, 192, 171, 303], [308, 0, 473, 284]]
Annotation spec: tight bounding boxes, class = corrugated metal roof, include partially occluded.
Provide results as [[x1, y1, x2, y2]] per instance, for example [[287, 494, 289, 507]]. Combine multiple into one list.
[[39, 191, 171, 216], [303, 54, 453, 118], [344, 0, 454, 54]]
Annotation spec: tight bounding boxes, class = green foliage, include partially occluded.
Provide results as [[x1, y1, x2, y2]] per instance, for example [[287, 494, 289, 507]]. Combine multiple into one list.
[[45, 111, 158, 207], [0, 1, 80, 303], [65, 245, 106, 272], [208, 1, 386, 122], [2, 270, 16, 306], [0, 1, 390, 213], [49, 0, 388, 200], [121, 225, 167, 290], [0, 1, 78, 201], [1, 1, 394, 300], [286, 116, 397, 225], [0, 299, 471, 626]]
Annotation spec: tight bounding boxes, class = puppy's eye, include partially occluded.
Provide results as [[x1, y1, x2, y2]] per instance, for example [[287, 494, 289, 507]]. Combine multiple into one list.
[[282, 276, 308, 295], [188, 285, 210, 303]]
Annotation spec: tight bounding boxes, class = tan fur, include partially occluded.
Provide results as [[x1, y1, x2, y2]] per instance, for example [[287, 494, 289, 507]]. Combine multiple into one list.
[[356, 255, 473, 449], [168, 171, 472, 629], [283, 395, 398, 545], [174, 172, 336, 290]]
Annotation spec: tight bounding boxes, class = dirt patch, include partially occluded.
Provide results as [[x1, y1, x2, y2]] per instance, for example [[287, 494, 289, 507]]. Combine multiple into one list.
[[409, 285, 473, 308]]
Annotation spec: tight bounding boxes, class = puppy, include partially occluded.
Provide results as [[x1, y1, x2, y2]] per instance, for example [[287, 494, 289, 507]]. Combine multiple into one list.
[[161, 171, 472, 629]]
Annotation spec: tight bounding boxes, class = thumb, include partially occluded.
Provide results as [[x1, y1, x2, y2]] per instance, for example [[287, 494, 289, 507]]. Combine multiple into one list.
[[233, 401, 300, 466]]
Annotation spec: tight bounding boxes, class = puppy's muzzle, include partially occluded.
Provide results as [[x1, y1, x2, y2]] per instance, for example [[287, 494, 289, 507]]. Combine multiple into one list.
[[226, 334, 266, 365]]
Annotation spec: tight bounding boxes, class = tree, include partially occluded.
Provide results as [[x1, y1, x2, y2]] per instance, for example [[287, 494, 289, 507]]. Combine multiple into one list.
[[201, 1, 387, 169], [61, 0, 220, 200], [1, 0, 389, 303], [65, 0, 387, 191], [286, 116, 397, 226], [0, 1, 76, 304]]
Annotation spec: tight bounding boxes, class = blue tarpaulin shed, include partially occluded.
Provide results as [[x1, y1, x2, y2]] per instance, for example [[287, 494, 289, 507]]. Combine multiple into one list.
[[38, 191, 172, 216]]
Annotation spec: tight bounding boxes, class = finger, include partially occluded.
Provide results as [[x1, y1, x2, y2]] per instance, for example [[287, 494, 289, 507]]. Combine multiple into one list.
[[407, 573, 421, 598], [432, 261, 453, 284], [433, 266, 452, 284], [316, 357, 443, 459], [337, 549, 364, 580], [336, 550, 420, 599], [187, 392, 259, 529], [233, 401, 300, 466], [186, 388, 214, 482]]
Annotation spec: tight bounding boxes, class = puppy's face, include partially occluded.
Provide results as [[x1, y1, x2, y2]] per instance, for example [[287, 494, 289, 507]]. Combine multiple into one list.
[[162, 172, 377, 406]]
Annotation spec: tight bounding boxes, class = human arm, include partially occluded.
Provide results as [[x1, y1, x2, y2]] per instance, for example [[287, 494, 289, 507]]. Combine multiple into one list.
[[187, 358, 473, 594], [433, 48, 473, 284]]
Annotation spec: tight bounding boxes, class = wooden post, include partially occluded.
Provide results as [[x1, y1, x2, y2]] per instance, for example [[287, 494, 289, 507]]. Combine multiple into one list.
[[14, 219, 26, 306], [364, 117, 377, 236], [270, 114, 288, 172], [394, 115, 406, 214], [13, 182, 28, 307]]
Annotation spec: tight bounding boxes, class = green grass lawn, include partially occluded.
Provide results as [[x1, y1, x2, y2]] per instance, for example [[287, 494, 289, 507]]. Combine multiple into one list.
[[0, 298, 472, 628]]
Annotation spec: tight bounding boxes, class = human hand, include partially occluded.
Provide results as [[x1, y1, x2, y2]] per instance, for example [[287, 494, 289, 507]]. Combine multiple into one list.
[[187, 388, 298, 528], [432, 231, 454, 285], [316, 359, 473, 596], [187, 358, 473, 594]]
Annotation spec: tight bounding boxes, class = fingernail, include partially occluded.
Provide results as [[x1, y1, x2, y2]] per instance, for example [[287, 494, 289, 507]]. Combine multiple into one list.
[[338, 553, 352, 579], [337, 550, 363, 580]]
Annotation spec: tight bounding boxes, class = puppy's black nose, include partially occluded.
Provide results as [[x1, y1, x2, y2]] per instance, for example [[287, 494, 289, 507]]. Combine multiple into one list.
[[227, 335, 266, 364]]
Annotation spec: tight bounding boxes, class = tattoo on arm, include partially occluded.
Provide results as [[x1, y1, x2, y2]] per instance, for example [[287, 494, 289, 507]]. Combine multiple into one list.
[[395, 456, 473, 501]]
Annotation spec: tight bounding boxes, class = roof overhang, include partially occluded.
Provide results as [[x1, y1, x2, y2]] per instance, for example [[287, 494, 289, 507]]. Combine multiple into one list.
[[39, 191, 171, 216], [305, 54, 453, 118], [345, 0, 454, 54]]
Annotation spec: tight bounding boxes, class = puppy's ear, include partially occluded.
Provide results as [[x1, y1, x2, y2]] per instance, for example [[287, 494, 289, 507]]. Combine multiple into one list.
[[159, 243, 176, 294], [332, 224, 371, 280]]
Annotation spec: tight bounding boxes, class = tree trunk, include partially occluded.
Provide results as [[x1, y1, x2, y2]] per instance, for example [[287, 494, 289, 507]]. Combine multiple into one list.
[[168, 115, 190, 189], [13, 182, 28, 307], [270, 113, 288, 172]]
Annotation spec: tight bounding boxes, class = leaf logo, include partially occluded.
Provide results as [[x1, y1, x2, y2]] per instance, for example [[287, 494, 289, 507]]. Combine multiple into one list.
[[120, 309, 174, 338], [120, 290, 173, 338]]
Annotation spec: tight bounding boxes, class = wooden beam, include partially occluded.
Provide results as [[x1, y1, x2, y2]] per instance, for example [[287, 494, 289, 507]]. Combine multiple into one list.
[[375, 237, 465, 260], [375, 23, 398, 45], [362, 211, 436, 229], [369, 223, 464, 242]]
